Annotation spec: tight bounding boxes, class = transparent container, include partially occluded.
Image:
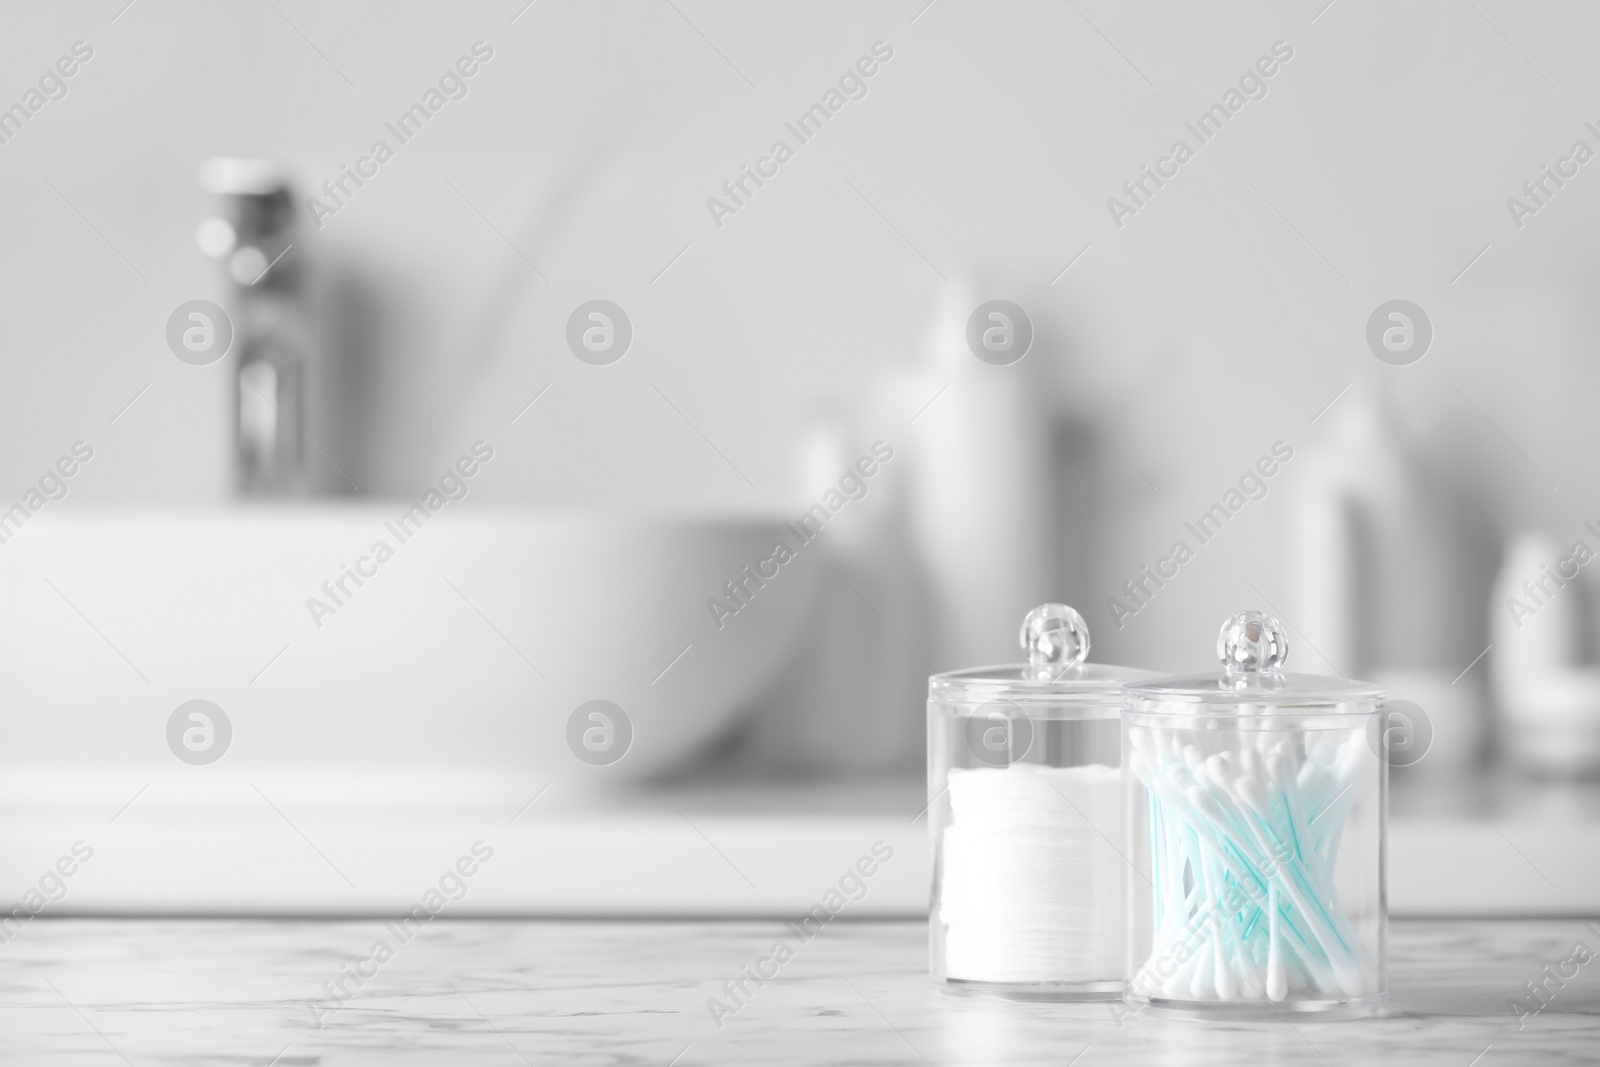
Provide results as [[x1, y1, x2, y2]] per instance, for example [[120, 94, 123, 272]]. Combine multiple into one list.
[[928, 604, 1153, 1000], [1123, 611, 1387, 1019]]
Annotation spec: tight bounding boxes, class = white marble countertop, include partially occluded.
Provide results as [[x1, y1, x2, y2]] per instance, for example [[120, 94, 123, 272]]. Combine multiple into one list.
[[4, 918, 1598, 1064]]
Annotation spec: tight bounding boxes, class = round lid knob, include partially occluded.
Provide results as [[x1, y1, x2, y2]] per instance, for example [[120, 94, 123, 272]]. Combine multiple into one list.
[[1020, 603, 1090, 678], [1217, 610, 1288, 677]]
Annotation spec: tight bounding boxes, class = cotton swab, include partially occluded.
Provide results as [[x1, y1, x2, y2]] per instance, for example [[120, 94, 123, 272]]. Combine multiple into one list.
[[1267, 884, 1286, 1001], [1128, 724, 1375, 1004]]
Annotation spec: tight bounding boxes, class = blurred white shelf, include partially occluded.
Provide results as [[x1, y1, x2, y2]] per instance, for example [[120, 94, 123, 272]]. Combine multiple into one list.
[[1, 774, 1595, 917]]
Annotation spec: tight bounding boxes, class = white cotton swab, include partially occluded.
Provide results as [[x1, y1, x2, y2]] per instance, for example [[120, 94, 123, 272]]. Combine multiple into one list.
[[1199, 846, 1238, 1000]]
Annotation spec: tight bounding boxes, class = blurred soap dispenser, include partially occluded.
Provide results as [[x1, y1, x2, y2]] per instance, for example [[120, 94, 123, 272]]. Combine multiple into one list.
[[904, 278, 1057, 669], [1490, 533, 1600, 774], [1288, 385, 1487, 775], [751, 411, 929, 774], [197, 158, 326, 495]]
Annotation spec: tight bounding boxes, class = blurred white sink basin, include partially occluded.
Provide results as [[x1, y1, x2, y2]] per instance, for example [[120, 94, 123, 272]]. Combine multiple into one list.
[[0, 506, 818, 791]]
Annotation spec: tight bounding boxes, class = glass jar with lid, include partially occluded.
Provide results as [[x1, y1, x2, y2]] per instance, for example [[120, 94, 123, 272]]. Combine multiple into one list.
[[927, 604, 1153, 999], [1122, 611, 1387, 1018]]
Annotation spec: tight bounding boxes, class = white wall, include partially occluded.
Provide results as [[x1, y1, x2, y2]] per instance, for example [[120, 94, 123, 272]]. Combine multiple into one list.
[[3, 0, 1598, 688]]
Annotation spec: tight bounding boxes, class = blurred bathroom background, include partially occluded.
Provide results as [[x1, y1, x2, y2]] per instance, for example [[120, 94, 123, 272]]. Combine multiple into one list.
[[2, 0, 1599, 912]]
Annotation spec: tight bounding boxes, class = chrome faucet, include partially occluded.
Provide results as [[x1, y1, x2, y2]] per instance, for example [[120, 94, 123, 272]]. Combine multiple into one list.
[[197, 158, 318, 495]]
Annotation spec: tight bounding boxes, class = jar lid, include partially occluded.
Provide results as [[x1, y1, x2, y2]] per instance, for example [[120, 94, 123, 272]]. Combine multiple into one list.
[[1124, 610, 1383, 713], [928, 603, 1155, 706]]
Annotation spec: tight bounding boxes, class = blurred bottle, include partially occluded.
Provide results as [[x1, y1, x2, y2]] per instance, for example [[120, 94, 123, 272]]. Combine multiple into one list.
[[1289, 386, 1486, 775], [1490, 533, 1600, 774], [197, 158, 326, 495], [904, 279, 1056, 669], [752, 411, 928, 775]]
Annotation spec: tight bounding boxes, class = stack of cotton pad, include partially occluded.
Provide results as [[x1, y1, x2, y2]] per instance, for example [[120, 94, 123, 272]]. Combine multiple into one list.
[[939, 763, 1122, 983]]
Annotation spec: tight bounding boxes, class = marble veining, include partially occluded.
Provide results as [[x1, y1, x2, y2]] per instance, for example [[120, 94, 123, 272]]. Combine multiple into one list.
[[1, 918, 1597, 1064]]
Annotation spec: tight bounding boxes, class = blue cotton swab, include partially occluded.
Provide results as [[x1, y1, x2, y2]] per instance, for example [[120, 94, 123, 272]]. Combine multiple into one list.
[[1267, 884, 1286, 1001]]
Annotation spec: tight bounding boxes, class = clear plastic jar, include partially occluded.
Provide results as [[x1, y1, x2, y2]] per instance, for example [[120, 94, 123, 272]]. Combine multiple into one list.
[[928, 604, 1153, 1000], [1122, 612, 1387, 1018]]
